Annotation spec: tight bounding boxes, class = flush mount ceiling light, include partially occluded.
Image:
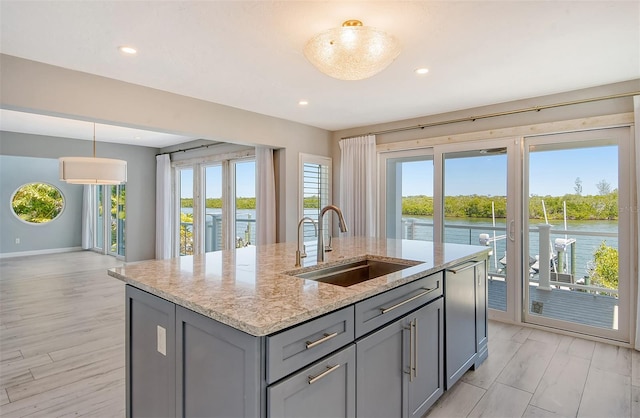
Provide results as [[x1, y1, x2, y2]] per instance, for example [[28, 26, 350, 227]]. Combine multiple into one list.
[[59, 123, 127, 185], [303, 19, 401, 81]]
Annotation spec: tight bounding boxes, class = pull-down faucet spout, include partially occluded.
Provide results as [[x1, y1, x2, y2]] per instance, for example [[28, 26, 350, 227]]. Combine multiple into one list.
[[317, 205, 348, 262]]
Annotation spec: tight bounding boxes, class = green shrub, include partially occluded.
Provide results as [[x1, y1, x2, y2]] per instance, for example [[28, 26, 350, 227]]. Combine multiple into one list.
[[589, 241, 618, 289]]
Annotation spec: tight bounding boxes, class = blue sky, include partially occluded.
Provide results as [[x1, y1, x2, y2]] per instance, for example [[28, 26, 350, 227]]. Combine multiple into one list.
[[181, 146, 617, 199], [180, 161, 256, 198], [402, 146, 618, 197]]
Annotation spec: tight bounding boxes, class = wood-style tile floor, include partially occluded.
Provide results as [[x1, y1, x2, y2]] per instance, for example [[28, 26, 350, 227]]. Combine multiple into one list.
[[427, 322, 638, 417], [1, 251, 637, 417], [0, 251, 125, 417]]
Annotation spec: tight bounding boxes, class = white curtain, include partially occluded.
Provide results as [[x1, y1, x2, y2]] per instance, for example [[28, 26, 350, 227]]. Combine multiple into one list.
[[256, 147, 276, 245], [339, 135, 377, 237], [156, 154, 172, 259], [81, 185, 93, 250], [634, 95, 640, 350]]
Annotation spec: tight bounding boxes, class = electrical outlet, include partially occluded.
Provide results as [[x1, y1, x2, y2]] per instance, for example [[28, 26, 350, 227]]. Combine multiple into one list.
[[15, 238, 20, 244], [157, 325, 166, 356]]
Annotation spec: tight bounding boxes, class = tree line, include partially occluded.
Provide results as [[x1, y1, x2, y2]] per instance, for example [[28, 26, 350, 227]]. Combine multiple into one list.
[[400, 192, 618, 220], [182, 192, 618, 221], [181, 197, 256, 210]]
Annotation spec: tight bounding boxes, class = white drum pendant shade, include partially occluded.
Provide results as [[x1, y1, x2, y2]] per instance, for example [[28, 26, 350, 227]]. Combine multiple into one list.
[[59, 156, 127, 185], [58, 123, 127, 185]]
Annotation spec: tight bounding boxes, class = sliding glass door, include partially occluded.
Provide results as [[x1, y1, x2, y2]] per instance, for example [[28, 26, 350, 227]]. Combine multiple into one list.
[[523, 128, 631, 341], [440, 139, 520, 322], [93, 184, 125, 258]]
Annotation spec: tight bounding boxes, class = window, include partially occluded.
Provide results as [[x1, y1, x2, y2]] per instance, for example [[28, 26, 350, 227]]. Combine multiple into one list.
[[11, 183, 65, 224], [378, 149, 434, 241], [232, 160, 256, 248], [173, 150, 255, 256], [299, 154, 331, 242], [178, 167, 194, 255], [204, 165, 223, 252]]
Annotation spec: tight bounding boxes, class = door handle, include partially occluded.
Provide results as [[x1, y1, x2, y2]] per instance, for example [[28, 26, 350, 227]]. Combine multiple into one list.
[[509, 220, 515, 242]]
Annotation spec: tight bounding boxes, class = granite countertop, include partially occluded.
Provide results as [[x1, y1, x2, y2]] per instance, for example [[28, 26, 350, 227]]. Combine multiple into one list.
[[108, 237, 489, 336]]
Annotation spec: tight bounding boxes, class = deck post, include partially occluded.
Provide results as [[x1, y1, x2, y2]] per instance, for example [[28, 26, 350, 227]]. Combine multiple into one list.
[[538, 224, 552, 291], [571, 241, 576, 278]]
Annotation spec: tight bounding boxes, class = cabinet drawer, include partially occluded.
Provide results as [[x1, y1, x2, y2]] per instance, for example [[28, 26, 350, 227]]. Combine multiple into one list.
[[267, 344, 356, 418], [354, 272, 442, 338], [266, 306, 354, 384]]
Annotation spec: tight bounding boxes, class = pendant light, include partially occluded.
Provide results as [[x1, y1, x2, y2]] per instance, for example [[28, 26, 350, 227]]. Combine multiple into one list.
[[59, 123, 127, 185]]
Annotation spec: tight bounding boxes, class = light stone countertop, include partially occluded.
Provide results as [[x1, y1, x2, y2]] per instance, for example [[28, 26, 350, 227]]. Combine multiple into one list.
[[108, 237, 489, 336]]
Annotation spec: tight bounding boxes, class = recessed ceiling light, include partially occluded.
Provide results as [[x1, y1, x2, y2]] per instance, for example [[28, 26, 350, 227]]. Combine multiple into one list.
[[119, 46, 137, 55], [415, 68, 429, 75], [298, 100, 309, 106]]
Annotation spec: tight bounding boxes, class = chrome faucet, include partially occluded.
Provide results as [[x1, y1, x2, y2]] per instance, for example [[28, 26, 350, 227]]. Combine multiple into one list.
[[317, 205, 348, 262], [295, 217, 318, 267]]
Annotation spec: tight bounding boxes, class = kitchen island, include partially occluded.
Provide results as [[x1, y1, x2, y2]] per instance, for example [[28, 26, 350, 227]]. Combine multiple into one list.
[[109, 237, 490, 418]]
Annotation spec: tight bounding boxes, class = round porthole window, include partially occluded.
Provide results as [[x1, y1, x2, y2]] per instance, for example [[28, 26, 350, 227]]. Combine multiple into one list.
[[11, 183, 65, 224]]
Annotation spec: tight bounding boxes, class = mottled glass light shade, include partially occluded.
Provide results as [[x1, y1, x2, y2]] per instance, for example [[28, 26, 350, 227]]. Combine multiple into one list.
[[59, 157, 127, 185], [304, 21, 401, 81]]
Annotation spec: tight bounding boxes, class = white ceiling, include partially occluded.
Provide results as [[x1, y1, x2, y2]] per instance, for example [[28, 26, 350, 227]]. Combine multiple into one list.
[[0, 1, 638, 147]]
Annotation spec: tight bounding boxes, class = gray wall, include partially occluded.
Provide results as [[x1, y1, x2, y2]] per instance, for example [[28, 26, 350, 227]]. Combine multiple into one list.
[[0, 154, 83, 254], [0, 131, 158, 262], [0, 54, 333, 243]]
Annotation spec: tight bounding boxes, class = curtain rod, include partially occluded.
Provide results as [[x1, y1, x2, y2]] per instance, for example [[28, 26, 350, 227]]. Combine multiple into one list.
[[341, 91, 640, 139], [155, 141, 225, 156]]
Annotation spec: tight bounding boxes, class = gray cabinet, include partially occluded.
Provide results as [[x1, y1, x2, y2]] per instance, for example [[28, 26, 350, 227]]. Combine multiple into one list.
[[445, 259, 488, 389], [125, 257, 484, 418], [126, 286, 176, 418], [475, 260, 488, 367], [267, 344, 356, 418], [176, 306, 261, 418], [408, 298, 444, 417], [126, 286, 261, 418], [357, 298, 444, 418]]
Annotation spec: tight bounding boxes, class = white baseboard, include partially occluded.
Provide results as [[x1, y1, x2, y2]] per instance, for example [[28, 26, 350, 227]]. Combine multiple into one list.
[[0, 247, 84, 259]]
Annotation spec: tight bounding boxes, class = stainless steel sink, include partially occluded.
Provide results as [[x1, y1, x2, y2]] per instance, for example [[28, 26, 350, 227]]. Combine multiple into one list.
[[293, 258, 419, 287]]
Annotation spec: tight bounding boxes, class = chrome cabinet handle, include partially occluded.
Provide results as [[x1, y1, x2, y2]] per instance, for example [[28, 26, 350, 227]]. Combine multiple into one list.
[[380, 288, 436, 314], [306, 332, 338, 349], [447, 260, 483, 274], [413, 318, 418, 379], [404, 318, 417, 382], [308, 364, 340, 384]]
